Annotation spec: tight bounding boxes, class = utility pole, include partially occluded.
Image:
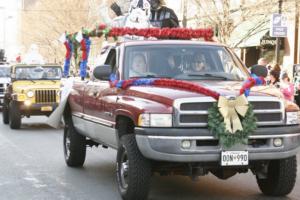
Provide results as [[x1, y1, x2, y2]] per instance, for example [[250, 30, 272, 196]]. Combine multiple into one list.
[[275, 0, 283, 64], [182, 0, 187, 28], [294, 0, 299, 64]]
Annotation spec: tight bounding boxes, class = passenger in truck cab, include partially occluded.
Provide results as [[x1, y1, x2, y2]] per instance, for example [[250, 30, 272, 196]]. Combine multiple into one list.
[[130, 53, 147, 77], [192, 52, 207, 72]]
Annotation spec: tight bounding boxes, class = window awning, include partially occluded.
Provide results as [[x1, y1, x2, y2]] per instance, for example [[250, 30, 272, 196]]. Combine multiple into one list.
[[228, 17, 270, 48]]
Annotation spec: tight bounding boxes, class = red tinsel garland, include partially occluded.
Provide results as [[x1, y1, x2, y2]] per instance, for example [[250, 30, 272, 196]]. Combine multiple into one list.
[[64, 41, 71, 60], [239, 77, 266, 96], [98, 24, 214, 41], [154, 79, 220, 99], [80, 39, 87, 60], [114, 78, 220, 100]]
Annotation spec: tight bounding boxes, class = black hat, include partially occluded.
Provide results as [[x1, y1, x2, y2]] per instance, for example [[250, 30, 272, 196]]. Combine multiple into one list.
[[250, 64, 268, 78]]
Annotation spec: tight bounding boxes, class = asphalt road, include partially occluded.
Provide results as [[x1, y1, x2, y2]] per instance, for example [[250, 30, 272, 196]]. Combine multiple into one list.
[[0, 115, 300, 200]]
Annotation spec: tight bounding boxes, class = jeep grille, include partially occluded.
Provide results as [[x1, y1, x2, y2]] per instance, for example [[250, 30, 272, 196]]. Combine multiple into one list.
[[173, 96, 284, 127], [35, 90, 57, 103]]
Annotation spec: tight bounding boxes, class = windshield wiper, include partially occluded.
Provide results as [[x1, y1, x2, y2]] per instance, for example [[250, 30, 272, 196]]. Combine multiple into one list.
[[187, 73, 231, 80], [130, 74, 172, 79]]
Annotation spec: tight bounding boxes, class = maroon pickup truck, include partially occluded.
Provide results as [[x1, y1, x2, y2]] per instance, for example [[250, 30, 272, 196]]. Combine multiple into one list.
[[63, 40, 300, 200]]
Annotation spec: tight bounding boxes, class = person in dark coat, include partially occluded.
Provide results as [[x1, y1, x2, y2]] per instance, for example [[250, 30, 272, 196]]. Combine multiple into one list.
[[111, 0, 179, 28], [149, 0, 179, 28]]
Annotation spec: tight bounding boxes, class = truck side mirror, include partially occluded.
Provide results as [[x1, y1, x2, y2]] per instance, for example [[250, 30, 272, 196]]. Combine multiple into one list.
[[93, 65, 112, 81]]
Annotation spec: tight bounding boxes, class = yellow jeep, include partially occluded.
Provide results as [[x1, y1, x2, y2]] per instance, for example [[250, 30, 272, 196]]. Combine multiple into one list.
[[2, 64, 62, 129]]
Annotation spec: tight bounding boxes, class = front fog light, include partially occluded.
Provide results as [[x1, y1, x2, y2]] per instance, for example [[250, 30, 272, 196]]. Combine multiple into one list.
[[273, 138, 283, 147], [24, 100, 31, 106], [181, 140, 191, 149]]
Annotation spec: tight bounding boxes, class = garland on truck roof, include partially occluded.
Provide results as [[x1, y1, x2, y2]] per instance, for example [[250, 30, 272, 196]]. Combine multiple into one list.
[[60, 25, 214, 79], [110, 75, 265, 148]]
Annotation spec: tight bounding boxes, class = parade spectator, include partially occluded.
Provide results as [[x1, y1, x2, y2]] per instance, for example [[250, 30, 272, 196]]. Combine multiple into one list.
[[257, 57, 268, 66], [130, 53, 147, 77], [280, 72, 294, 101], [250, 57, 268, 78], [250, 65, 268, 78], [268, 68, 280, 87]]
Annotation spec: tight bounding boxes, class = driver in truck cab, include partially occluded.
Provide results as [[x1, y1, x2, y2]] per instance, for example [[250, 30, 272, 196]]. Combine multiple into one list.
[[129, 53, 147, 77]]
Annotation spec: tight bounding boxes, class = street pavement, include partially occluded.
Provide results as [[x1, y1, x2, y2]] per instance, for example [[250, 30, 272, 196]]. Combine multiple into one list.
[[0, 115, 300, 200]]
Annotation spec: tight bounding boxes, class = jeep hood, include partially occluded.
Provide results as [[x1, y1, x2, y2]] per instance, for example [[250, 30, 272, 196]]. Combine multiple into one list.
[[123, 80, 283, 106], [13, 80, 60, 90]]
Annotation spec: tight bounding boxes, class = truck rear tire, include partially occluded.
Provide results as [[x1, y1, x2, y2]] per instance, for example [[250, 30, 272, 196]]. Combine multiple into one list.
[[63, 117, 86, 167], [116, 134, 151, 200], [9, 101, 21, 129], [256, 156, 297, 196], [2, 102, 9, 124]]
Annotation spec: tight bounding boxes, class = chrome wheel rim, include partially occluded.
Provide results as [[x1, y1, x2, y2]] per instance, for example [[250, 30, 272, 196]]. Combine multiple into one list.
[[64, 128, 71, 159], [119, 147, 129, 189]]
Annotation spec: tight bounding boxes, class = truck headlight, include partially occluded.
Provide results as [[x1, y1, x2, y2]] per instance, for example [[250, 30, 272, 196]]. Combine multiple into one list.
[[138, 114, 172, 127], [286, 112, 299, 125], [26, 90, 34, 98]]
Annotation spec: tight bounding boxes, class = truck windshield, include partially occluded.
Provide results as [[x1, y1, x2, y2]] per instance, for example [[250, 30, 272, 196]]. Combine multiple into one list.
[[15, 66, 62, 80], [124, 45, 248, 81], [0, 66, 10, 78]]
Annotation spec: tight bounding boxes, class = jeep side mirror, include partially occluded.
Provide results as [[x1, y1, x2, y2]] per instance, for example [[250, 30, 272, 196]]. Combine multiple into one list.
[[93, 65, 112, 81]]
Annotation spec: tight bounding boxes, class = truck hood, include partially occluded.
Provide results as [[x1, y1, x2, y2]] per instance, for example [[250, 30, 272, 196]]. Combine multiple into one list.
[[0, 77, 11, 84], [123, 80, 282, 106]]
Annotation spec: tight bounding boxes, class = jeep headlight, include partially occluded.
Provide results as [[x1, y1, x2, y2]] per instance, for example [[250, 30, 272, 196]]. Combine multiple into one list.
[[26, 90, 34, 98], [286, 112, 299, 125], [138, 114, 172, 127]]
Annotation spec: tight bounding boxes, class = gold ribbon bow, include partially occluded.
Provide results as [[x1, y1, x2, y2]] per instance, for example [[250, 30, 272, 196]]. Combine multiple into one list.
[[218, 94, 249, 134]]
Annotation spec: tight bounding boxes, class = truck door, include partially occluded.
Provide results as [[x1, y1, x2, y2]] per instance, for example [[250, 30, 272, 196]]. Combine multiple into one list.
[[85, 48, 119, 148]]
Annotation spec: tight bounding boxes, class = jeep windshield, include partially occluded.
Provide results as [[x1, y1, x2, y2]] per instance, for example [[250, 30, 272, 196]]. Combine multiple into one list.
[[0, 66, 10, 78], [15, 66, 62, 80], [124, 45, 248, 81]]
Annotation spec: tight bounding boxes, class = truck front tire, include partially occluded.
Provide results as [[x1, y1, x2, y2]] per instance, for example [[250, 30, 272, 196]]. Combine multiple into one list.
[[116, 134, 152, 200], [9, 101, 21, 129], [2, 101, 9, 124], [63, 117, 86, 167], [256, 156, 297, 196]]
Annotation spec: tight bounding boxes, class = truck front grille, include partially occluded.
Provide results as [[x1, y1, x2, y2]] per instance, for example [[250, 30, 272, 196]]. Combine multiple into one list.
[[35, 90, 57, 103], [0, 83, 4, 94], [174, 96, 284, 127]]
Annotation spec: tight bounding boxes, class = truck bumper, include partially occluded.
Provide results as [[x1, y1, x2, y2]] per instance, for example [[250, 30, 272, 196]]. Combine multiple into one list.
[[19, 103, 59, 116], [135, 126, 300, 162], [0, 94, 4, 105]]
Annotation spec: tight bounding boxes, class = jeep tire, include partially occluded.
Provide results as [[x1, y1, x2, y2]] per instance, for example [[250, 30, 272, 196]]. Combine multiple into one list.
[[2, 100, 9, 124], [9, 101, 21, 129], [256, 156, 297, 196], [63, 117, 86, 167], [116, 134, 151, 200]]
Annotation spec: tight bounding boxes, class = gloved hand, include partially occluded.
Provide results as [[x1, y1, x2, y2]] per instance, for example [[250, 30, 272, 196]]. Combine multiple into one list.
[[110, 2, 122, 16]]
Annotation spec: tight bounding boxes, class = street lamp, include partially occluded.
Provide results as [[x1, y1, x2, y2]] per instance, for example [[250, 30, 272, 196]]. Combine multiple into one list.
[[275, 0, 283, 64]]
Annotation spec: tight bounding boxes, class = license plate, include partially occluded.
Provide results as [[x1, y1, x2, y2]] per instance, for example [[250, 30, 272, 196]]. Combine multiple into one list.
[[221, 151, 248, 166], [41, 106, 53, 111]]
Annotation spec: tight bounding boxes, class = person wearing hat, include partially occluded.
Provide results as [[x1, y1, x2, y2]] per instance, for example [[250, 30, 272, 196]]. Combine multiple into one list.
[[249, 57, 268, 78]]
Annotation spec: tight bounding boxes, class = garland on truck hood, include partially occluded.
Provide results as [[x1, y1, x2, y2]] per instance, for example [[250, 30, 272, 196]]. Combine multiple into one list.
[[110, 75, 265, 148]]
